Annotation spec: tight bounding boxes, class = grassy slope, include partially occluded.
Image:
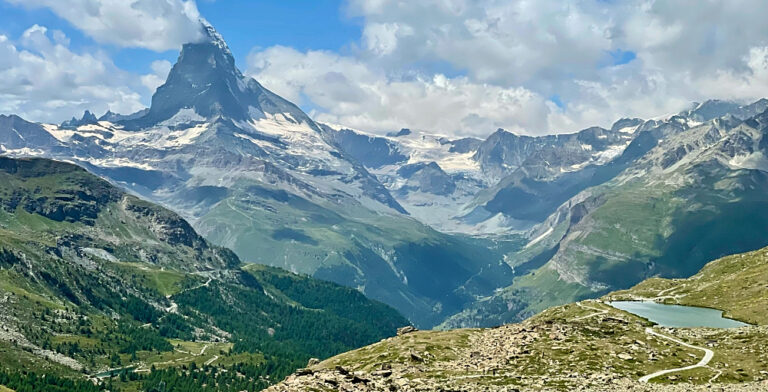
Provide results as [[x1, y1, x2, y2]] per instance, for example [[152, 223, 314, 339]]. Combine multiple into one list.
[[302, 301, 768, 389], [196, 182, 524, 328], [0, 157, 408, 391], [439, 267, 597, 329], [607, 246, 768, 325], [276, 245, 768, 390], [570, 164, 768, 284]]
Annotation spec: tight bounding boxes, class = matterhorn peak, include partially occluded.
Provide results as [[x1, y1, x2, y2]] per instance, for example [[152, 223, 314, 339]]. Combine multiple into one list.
[[199, 19, 233, 59], [125, 20, 307, 129]]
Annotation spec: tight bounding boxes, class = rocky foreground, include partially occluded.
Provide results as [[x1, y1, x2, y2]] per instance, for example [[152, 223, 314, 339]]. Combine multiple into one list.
[[266, 301, 768, 392], [268, 369, 768, 392]]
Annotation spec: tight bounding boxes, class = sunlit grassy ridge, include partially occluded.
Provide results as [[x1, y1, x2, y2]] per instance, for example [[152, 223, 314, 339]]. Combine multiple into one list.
[[269, 245, 768, 391]]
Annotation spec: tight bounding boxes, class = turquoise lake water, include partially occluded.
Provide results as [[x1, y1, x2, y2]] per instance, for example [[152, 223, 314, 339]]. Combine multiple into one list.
[[609, 301, 750, 328]]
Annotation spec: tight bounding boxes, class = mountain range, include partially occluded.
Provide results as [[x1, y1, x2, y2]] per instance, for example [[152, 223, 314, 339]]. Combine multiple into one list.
[[3, 21, 768, 335], [0, 23, 522, 329]]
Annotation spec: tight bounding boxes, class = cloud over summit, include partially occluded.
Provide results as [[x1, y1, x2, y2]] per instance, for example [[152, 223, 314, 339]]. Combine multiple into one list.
[[6, 0, 204, 51]]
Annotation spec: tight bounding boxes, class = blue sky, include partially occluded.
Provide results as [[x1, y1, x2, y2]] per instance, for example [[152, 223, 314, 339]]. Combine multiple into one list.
[[0, 0, 361, 76], [128, 0, 364, 74], [1, 0, 768, 137]]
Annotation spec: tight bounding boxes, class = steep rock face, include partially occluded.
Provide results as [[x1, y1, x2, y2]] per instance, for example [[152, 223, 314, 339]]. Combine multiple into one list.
[[396, 162, 456, 196], [124, 199, 210, 249], [462, 124, 638, 228], [473, 126, 637, 182], [61, 110, 98, 128], [448, 137, 483, 154], [0, 115, 63, 151], [0, 156, 122, 225], [132, 23, 308, 128], [325, 127, 408, 168], [99, 108, 149, 123], [680, 100, 743, 122]]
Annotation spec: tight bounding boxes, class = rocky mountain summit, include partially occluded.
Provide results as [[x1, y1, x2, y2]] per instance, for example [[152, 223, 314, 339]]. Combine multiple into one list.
[[61, 110, 99, 128]]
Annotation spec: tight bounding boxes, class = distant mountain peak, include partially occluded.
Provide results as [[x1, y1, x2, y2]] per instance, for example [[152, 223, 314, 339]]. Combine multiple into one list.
[[200, 18, 234, 60], [611, 118, 644, 132], [387, 128, 412, 137], [680, 99, 742, 122], [125, 20, 307, 129], [99, 108, 149, 123], [61, 110, 98, 128], [488, 128, 523, 139]]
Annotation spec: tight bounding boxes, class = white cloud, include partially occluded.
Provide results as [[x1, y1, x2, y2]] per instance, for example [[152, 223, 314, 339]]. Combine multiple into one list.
[[141, 60, 173, 92], [362, 23, 413, 56], [0, 26, 146, 123], [247, 46, 552, 137], [346, 0, 615, 86], [5, 0, 203, 51], [248, 0, 768, 137], [7, 0, 768, 137]]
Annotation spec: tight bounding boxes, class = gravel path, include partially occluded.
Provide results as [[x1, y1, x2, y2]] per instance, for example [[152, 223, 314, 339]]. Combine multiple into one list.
[[639, 327, 714, 383]]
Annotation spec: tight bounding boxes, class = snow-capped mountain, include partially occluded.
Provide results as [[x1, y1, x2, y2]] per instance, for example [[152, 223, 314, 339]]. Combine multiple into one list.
[[532, 98, 768, 288], [4, 22, 404, 218], [324, 98, 768, 239], [0, 21, 518, 328], [322, 125, 490, 232], [61, 110, 99, 128], [324, 120, 642, 233], [442, 98, 768, 328], [4, 18, 768, 330]]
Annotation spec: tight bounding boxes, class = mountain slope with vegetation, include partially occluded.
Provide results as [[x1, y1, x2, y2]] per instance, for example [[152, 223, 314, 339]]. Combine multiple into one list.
[[0, 157, 407, 392], [268, 246, 768, 391], [441, 104, 768, 328], [607, 246, 768, 325]]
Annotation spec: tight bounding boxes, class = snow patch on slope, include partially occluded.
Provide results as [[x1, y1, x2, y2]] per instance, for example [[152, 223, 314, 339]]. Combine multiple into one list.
[[525, 227, 553, 249], [728, 152, 768, 172], [160, 108, 206, 127]]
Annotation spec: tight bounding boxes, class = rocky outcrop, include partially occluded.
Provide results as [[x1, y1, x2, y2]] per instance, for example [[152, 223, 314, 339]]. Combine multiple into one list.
[[61, 110, 99, 128], [396, 326, 417, 336], [124, 198, 208, 249]]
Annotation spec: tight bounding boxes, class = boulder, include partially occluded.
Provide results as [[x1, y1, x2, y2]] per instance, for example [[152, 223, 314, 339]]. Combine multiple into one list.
[[397, 326, 418, 336]]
